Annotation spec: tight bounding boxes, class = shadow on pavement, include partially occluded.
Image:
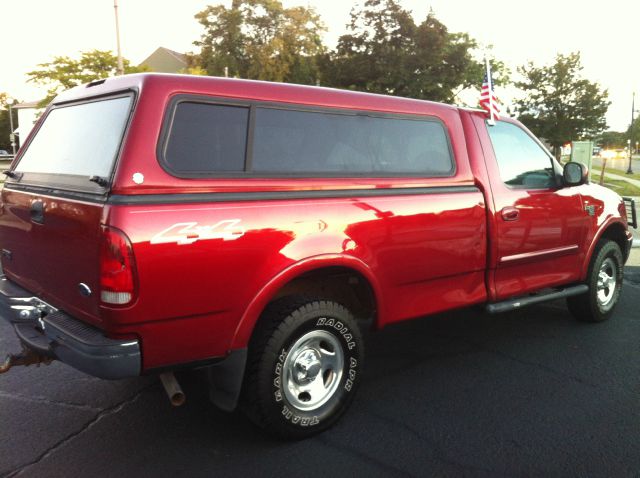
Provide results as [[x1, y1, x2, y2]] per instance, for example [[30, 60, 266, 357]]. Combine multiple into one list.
[[625, 265, 640, 285]]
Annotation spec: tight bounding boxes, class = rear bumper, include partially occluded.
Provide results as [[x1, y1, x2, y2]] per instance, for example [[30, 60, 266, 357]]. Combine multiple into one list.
[[0, 276, 140, 379]]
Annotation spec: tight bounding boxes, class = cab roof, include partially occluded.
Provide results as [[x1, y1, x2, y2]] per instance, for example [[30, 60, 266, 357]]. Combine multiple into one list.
[[53, 73, 460, 118]]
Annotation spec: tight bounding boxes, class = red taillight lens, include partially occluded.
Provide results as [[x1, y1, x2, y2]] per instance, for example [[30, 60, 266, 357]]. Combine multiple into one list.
[[100, 226, 136, 306]]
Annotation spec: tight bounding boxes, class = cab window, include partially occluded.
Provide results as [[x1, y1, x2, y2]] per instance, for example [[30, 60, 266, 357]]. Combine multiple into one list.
[[252, 107, 453, 175], [487, 121, 556, 189]]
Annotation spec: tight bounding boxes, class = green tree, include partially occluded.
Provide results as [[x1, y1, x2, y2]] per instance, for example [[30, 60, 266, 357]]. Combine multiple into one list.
[[324, 1, 505, 103], [598, 130, 626, 149], [0, 93, 19, 153], [27, 50, 147, 106], [194, 0, 326, 84], [515, 52, 609, 159], [626, 114, 640, 152]]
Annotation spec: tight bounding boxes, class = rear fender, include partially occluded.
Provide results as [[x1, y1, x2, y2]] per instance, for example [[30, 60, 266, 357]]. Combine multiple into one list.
[[229, 254, 382, 351]]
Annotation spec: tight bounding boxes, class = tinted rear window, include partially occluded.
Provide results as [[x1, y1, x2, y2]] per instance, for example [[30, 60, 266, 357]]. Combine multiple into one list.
[[161, 100, 454, 177], [16, 95, 132, 178], [252, 108, 452, 175], [163, 102, 249, 173]]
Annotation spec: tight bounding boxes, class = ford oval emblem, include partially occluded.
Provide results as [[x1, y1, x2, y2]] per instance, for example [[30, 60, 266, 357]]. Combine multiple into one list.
[[78, 283, 92, 297]]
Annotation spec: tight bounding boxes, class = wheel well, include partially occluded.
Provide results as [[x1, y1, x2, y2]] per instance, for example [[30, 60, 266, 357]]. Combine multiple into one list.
[[600, 223, 627, 255], [270, 266, 377, 327]]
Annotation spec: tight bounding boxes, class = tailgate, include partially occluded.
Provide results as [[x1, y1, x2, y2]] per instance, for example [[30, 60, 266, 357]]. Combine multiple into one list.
[[0, 93, 134, 327], [0, 188, 105, 325]]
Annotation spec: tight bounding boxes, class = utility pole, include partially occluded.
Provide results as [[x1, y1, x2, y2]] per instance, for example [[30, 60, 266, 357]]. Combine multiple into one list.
[[114, 0, 124, 75], [628, 92, 635, 174]]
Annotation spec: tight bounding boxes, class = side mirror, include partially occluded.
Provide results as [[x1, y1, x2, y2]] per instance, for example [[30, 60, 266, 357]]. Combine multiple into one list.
[[563, 162, 588, 187]]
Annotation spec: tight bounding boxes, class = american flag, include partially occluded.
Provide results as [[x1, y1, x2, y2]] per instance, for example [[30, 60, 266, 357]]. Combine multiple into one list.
[[479, 68, 500, 123]]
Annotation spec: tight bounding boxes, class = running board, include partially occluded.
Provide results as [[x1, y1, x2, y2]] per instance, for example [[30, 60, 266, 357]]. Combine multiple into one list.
[[486, 284, 589, 314]]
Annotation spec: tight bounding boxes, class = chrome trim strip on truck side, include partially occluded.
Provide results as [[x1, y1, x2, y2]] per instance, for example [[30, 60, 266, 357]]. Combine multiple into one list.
[[499, 244, 580, 266], [107, 185, 482, 205]]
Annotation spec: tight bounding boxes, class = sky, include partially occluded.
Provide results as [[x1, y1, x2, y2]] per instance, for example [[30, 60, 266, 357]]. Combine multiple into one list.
[[0, 0, 637, 130]]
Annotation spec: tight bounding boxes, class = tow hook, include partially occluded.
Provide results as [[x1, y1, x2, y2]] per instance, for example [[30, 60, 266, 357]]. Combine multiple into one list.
[[0, 348, 54, 374], [159, 372, 186, 407]]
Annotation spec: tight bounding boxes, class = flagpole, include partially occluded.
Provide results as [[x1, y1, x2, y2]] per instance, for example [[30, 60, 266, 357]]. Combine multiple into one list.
[[485, 57, 495, 126], [114, 0, 124, 76]]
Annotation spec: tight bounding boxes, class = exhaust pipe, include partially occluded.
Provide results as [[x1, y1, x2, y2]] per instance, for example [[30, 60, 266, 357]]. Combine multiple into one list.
[[159, 372, 186, 407], [1, 349, 53, 374]]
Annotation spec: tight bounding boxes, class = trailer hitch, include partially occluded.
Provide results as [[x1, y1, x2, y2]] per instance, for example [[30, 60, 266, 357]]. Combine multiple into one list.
[[0, 348, 54, 374]]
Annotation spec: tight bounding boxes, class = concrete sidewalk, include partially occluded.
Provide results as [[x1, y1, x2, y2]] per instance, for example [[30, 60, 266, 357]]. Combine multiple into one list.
[[628, 247, 640, 267], [605, 171, 640, 189]]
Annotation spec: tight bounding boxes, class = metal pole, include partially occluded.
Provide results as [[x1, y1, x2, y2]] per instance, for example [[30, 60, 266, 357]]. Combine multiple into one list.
[[485, 56, 495, 126], [628, 92, 634, 174], [114, 0, 124, 75], [8, 102, 16, 155]]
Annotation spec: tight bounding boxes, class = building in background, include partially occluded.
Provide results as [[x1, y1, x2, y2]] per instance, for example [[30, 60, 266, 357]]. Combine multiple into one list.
[[139, 47, 188, 73], [10, 47, 189, 152]]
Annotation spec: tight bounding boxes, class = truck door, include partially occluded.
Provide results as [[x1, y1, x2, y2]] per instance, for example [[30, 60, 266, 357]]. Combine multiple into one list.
[[473, 117, 589, 300]]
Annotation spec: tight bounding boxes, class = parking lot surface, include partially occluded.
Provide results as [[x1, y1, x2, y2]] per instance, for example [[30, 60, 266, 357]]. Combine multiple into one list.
[[1, 265, 640, 477]]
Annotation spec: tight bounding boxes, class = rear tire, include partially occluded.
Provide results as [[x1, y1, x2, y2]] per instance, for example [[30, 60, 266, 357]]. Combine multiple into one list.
[[567, 240, 623, 322], [241, 297, 364, 439]]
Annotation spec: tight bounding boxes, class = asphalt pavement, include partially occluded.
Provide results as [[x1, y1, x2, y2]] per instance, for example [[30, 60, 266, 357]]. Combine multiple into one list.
[[591, 156, 640, 175], [1, 270, 640, 477]]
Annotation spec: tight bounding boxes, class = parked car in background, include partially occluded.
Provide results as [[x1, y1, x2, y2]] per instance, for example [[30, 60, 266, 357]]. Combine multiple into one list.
[[601, 149, 627, 160], [613, 149, 627, 159]]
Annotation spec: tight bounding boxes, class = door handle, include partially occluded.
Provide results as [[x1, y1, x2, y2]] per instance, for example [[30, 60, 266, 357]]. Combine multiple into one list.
[[30, 200, 44, 224], [501, 206, 519, 221]]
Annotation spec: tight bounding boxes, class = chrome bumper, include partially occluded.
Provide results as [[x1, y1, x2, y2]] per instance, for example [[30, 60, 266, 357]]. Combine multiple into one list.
[[0, 275, 140, 379]]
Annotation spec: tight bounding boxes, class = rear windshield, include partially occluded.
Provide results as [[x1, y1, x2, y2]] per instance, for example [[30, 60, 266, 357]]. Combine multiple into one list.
[[161, 100, 454, 177], [15, 95, 133, 180]]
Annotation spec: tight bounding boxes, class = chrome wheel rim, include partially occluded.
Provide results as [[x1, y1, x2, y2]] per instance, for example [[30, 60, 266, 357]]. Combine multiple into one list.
[[282, 329, 344, 412], [596, 257, 617, 308]]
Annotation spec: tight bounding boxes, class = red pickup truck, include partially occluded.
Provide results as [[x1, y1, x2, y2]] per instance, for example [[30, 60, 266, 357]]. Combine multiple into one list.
[[0, 74, 635, 439]]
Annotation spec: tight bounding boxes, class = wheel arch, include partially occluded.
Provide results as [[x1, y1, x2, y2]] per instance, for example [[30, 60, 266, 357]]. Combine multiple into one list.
[[581, 218, 628, 280], [229, 255, 383, 351]]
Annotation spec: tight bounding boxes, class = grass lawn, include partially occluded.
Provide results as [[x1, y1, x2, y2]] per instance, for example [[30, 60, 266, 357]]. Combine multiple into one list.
[[590, 170, 640, 197], [596, 167, 640, 182]]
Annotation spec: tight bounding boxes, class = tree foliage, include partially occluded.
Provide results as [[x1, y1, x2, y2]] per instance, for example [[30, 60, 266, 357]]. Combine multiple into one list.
[[27, 50, 147, 106], [626, 113, 640, 148], [515, 52, 609, 158], [598, 130, 626, 149], [323, 1, 505, 103], [194, 0, 326, 84]]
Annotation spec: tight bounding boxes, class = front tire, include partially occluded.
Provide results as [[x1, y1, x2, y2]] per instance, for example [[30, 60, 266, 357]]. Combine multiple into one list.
[[241, 298, 364, 439], [567, 240, 623, 322]]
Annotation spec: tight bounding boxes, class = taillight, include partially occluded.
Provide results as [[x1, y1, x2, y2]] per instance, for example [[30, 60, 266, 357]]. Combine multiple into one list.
[[100, 226, 137, 306]]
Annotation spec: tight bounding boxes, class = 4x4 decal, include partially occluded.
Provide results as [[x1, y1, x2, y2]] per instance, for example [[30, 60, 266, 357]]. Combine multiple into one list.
[[150, 219, 245, 245]]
